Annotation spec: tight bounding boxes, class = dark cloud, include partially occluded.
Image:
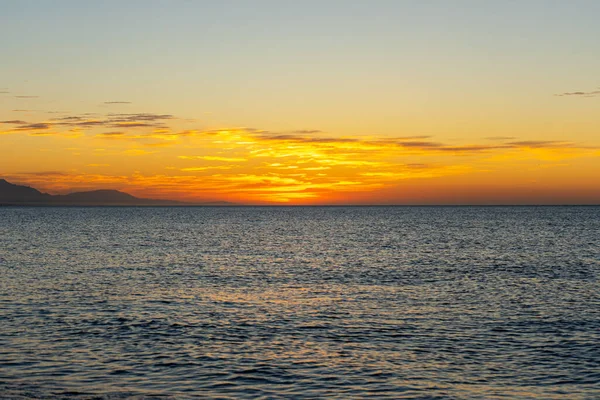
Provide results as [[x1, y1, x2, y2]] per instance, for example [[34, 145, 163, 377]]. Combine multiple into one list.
[[8, 107, 587, 157], [252, 132, 441, 149], [255, 133, 358, 143], [392, 139, 576, 152], [0, 91, 9, 94], [16, 123, 51, 130], [292, 130, 322, 134], [1, 120, 27, 124], [439, 145, 509, 152], [249, 132, 514, 153], [4, 111, 177, 139], [394, 141, 443, 148], [56, 116, 85, 121], [73, 120, 108, 127], [308, 137, 358, 143], [110, 122, 158, 128], [506, 140, 571, 148], [108, 113, 174, 122], [104, 101, 132, 104], [14, 95, 39, 99], [99, 113, 175, 128], [555, 90, 600, 97], [42, 112, 177, 129], [390, 135, 432, 140], [200, 127, 264, 136], [12, 109, 33, 112]]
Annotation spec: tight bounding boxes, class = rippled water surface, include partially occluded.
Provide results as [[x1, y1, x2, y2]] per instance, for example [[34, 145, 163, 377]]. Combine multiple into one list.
[[1, 206, 599, 399]]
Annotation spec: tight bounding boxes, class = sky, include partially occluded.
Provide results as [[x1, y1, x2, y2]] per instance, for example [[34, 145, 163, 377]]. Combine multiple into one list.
[[1, 0, 599, 204]]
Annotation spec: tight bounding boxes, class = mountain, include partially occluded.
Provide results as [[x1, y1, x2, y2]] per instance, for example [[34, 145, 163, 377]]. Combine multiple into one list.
[[0, 179, 233, 206], [51, 189, 175, 205], [50, 189, 186, 205], [0, 179, 52, 203]]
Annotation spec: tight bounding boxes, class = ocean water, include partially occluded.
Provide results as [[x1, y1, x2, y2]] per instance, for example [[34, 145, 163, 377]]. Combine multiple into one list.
[[0, 206, 599, 399]]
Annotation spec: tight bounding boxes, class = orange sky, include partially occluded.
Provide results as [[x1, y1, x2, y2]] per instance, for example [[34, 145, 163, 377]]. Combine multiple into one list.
[[1, 112, 599, 204]]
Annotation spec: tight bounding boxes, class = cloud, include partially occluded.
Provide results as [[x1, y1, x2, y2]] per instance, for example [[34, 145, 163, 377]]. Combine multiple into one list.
[[244, 130, 591, 154], [254, 133, 360, 144], [5, 99, 597, 204], [10, 112, 591, 161], [245, 131, 508, 153], [292, 130, 322, 134], [506, 140, 573, 148], [394, 140, 443, 148], [110, 122, 158, 128], [15, 123, 51, 130], [55, 116, 85, 121], [73, 120, 108, 127], [104, 101, 132, 104], [14, 95, 39, 99], [389, 135, 432, 140], [26, 112, 180, 133], [0, 106, 176, 140], [51, 117, 112, 128], [49, 113, 174, 125], [0, 121, 89, 138], [108, 113, 174, 122], [555, 89, 600, 97], [1, 120, 27, 124], [437, 144, 509, 152]]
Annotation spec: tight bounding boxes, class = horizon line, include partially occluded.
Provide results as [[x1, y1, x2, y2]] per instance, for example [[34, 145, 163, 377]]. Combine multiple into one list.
[[2, 204, 599, 207]]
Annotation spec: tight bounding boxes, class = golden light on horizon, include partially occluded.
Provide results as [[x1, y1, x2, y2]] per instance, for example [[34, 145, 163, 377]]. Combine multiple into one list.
[[2, 108, 599, 204]]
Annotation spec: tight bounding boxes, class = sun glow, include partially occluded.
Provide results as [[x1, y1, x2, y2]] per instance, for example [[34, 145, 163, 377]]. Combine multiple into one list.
[[2, 108, 598, 204]]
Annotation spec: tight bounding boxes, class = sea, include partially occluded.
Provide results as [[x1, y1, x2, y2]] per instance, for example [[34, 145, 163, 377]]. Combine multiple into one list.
[[0, 206, 599, 399]]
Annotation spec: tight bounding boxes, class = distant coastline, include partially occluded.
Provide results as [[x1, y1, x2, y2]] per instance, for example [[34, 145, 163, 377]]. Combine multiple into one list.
[[0, 179, 234, 206], [2, 179, 599, 207]]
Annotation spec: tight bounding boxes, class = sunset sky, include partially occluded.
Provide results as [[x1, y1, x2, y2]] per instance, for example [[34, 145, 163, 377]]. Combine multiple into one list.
[[1, 0, 599, 204]]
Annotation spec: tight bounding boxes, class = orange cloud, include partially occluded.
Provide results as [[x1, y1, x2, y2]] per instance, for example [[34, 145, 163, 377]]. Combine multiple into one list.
[[3, 108, 599, 204]]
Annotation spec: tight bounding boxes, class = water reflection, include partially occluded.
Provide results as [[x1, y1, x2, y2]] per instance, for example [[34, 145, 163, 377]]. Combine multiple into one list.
[[0, 206, 599, 398]]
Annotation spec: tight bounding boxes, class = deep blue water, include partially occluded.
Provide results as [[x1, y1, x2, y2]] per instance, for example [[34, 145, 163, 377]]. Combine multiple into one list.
[[0, 206, 599, 399]]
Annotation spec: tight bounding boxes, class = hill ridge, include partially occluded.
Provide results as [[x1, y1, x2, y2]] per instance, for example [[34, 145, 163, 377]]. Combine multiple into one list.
[[0, 179, 233, 206]]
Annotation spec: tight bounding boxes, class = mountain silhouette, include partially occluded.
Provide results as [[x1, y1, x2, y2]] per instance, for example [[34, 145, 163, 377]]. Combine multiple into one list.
[[0, 179, 233, 206], [0, 179, 52, 203], [54, 189, 145, 204]]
